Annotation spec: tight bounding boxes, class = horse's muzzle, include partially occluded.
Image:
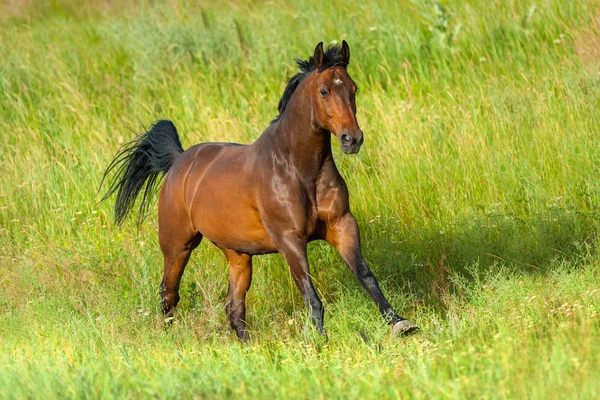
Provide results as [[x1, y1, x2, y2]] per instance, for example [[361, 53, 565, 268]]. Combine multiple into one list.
[[340, 131, 364, 154]]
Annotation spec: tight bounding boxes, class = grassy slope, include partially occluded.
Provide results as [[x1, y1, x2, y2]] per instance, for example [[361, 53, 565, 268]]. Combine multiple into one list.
[[1, 0, 599, 398]]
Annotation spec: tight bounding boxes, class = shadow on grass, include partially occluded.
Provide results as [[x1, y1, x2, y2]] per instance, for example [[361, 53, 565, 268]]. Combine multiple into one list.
[[354, 206, 599, 309]]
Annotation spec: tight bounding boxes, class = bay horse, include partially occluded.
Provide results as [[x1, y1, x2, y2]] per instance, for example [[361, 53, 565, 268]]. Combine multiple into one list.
[[102, 41, 418, 340]]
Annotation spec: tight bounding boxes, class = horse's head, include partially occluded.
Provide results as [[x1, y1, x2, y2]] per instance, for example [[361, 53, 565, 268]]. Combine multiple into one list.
[[310, 41, 363, 154]]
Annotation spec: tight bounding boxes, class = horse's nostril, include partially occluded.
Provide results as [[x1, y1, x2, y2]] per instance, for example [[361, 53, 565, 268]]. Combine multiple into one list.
[[341, 133, 353, 145]]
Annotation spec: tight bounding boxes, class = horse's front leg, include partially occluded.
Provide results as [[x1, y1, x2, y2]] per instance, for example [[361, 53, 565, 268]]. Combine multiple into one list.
[[325, 213, 418, 335], [276, 236, 326, 335]]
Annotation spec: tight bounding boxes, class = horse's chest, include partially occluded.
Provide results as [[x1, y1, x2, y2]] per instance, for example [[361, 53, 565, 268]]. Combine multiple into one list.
[[292, 175, 346, 231], [294, 185, 320, 233]]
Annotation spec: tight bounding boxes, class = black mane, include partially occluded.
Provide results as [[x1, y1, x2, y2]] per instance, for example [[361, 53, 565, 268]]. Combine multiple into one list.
[[272, 43, 349, 124]]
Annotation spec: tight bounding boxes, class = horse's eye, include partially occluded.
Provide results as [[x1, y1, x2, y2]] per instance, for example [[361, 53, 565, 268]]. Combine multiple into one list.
[[319, 89, 328, 97]]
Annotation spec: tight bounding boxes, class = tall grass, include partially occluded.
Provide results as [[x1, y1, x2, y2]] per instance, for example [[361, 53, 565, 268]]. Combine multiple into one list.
[[1, 0, 599, 398]]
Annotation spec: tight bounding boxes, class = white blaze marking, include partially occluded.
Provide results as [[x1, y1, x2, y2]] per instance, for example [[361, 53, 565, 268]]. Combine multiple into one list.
[[333, 78, 343, 86]]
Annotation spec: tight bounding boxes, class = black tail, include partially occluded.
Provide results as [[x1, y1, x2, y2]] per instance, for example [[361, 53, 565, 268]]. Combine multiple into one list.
[[101, 120, 185, 225]]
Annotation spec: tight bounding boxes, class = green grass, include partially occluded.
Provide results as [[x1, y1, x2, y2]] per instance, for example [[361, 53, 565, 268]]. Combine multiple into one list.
[[1, 0, 600, 398]]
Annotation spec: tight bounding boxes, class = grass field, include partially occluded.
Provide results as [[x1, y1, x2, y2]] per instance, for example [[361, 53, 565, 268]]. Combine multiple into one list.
[[1, 0, 600, 398]]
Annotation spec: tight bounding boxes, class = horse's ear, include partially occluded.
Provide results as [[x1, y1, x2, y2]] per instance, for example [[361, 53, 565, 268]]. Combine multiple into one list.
[[313, 42, 324, 68], [341, 40, 350, 64]]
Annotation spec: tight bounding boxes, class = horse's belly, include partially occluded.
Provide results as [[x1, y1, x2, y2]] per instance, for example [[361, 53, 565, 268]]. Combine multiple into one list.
[[191, 197, 277, 255]]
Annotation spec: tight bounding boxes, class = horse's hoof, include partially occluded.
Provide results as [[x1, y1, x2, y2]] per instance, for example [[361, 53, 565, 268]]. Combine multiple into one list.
[[392, 320, 419, 336]]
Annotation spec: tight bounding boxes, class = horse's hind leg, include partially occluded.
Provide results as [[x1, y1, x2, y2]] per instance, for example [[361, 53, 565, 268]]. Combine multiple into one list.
[[221, 248, 253, 341], [159, 232, 202, 318]]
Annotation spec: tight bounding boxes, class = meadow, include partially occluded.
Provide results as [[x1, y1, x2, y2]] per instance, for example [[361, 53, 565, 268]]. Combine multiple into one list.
[[1, 0, 600, 398]]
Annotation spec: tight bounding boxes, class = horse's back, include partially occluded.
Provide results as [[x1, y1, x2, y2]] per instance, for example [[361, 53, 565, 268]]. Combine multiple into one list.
[[181, 141, 246, 166], [160, 141, 277, 254]]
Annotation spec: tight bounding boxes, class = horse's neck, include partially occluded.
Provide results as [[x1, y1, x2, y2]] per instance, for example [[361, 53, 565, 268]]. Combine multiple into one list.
[[253, 79, 333, 179], [269, 109, 332, 179]]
